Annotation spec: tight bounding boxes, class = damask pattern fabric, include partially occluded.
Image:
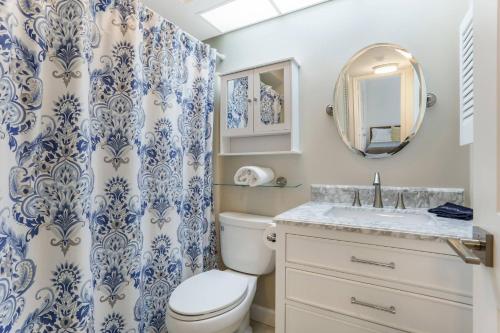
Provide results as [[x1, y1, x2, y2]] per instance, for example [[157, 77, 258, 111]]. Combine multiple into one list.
[[227, 77, 249, 129], [0, 0, 217, 332], [260, 82, 282, 125]]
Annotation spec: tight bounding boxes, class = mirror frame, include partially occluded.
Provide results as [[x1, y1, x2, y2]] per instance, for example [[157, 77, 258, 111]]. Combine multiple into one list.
[[332, 43, 427, 158]]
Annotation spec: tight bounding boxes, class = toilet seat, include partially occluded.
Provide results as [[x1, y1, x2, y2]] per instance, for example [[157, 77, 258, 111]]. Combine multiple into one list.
[[168, 270, 249, 322]]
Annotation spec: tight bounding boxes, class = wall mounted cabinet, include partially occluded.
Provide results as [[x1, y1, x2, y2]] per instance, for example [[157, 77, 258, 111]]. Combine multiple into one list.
[[219, 59, 300, 156]]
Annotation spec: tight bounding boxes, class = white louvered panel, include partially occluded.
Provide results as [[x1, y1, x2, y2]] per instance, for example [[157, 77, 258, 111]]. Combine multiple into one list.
[[460, 8, 474, 145]]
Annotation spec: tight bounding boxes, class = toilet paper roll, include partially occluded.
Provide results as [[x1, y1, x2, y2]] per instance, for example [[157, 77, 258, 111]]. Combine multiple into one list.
[[262, 223, 277, 250]]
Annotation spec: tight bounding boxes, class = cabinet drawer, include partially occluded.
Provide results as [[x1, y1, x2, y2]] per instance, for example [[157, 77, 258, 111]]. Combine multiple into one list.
[[286, 234, 472, 300], [286, 304, 403, 333], [286, 268, 472, 333]]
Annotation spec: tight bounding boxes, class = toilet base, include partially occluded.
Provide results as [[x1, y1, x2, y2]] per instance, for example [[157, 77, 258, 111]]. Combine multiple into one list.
[[236, 312, 252, 333]]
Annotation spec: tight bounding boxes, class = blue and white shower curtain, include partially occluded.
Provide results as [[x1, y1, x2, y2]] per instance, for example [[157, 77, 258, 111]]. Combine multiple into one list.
[[0, 0, 217, 332]]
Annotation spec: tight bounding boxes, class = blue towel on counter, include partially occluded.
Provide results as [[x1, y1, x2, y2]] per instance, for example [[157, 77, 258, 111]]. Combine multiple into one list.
[[428, 202, 473, 221]]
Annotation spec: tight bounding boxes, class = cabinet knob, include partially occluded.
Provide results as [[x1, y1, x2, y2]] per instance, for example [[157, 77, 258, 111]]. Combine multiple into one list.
[[253, 97, 258, 102], [247, 98, 252, 103]]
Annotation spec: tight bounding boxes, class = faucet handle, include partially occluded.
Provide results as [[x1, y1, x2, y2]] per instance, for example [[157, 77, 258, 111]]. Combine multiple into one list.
[[373, 172, 381, 185], [352, 189, 362, 207], [395, 192, 406, 210]]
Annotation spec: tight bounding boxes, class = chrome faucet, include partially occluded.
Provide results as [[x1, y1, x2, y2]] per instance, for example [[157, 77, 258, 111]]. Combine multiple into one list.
[[373, 172, 383, 208]]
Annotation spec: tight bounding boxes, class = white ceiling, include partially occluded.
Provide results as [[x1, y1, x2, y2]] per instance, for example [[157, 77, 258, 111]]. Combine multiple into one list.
[[143, 0, 330, 41], [143, 0, 226, 41]]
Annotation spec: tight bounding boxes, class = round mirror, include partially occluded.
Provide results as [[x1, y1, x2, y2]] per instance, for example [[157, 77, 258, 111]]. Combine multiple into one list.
[[333, 43, 426, 158]]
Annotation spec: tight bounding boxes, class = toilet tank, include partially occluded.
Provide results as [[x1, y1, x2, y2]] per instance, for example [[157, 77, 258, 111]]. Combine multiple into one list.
[[219, 212, 275, 275]]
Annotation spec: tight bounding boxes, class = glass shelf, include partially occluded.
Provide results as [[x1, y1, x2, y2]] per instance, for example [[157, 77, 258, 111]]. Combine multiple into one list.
[[213, 182, 302, 188]]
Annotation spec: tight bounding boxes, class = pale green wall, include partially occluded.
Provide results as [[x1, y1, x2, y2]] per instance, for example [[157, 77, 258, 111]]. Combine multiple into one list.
[[207, 0, 470, 310]]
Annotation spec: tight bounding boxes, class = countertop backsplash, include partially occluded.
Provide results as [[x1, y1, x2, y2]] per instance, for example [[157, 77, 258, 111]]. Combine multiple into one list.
[[311, 184, 465, 209]]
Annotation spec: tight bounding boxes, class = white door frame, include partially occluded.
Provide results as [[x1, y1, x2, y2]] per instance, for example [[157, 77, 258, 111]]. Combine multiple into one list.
[[472, 0, 500, 332]]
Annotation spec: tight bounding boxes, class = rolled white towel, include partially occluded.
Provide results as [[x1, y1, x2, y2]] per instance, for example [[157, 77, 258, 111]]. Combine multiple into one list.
[[233, 166, 275, 187], [234, 167, 253, 185], [247, 166, 274, 187]]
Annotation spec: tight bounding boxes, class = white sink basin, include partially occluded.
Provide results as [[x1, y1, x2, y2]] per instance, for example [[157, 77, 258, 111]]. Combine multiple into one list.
[[324, 206, 433, 224]]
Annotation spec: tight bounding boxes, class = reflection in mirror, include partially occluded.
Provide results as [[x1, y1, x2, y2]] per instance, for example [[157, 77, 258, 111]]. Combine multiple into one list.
[[334, 44, 426, 158], [259, 69, 284, 126], [227, 77, 249, 129]]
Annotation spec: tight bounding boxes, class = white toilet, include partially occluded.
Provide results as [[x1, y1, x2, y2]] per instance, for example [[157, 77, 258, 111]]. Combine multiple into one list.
[[166, 212, 276, 333]]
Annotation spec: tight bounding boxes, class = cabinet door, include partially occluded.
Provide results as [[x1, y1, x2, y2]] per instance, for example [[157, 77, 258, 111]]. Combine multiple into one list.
[[253, 62, 291, 134], [221, 70, 254, 137]]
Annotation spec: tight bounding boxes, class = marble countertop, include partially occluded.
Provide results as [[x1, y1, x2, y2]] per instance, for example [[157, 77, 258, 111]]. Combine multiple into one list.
[[274, 201, 473, 242]]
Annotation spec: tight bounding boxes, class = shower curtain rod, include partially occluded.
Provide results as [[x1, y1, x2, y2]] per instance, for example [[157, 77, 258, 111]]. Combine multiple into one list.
[[178, 28, 226, 62], [143, 5, 226, 62]]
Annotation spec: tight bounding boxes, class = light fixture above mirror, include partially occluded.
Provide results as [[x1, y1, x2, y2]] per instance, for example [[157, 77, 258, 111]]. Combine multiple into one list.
[[372, 64, 399, 74]]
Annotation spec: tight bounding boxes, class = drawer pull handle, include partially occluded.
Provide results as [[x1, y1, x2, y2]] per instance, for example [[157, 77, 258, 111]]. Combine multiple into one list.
[[351, 297, 396, 314], [351, 256, 395, 269]]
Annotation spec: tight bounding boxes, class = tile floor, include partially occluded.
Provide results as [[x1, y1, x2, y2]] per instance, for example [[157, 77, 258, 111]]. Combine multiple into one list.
[[252, 321, 275, 333]]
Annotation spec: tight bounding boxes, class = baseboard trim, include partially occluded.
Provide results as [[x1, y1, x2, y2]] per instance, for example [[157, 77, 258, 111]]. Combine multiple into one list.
[[251, 304, 275, 327]]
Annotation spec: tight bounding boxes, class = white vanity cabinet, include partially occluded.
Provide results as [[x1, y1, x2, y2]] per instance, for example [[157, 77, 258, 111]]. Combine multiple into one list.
[[275, 224, 473, 333], [219, 59, 300, 155]]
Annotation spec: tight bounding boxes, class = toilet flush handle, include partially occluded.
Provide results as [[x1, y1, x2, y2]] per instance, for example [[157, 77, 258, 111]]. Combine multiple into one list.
[[266, 233, 276, 243]]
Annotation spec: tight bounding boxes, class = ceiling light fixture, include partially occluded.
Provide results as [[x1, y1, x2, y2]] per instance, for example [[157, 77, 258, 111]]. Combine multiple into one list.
[[373, 64, 399, 74], [200, 0, 279, 33]]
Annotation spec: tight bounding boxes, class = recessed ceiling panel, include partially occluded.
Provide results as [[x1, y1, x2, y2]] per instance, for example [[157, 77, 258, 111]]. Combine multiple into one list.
[[200, 0, 279, 33], [272, 0, 329, 14], [143, 0, 332, 40]]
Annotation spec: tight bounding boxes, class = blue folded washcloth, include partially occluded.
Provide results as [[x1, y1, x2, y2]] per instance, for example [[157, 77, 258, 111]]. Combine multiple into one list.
[[428, 202, 473, 221]]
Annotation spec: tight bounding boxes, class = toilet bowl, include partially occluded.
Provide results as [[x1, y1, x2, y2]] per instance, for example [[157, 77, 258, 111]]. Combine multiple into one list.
[[167, 270, 257, 333], [166, 212, 275, 333]]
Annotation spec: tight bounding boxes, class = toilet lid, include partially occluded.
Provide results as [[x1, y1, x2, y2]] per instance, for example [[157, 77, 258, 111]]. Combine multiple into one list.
[[169, 270, 248, 316]]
